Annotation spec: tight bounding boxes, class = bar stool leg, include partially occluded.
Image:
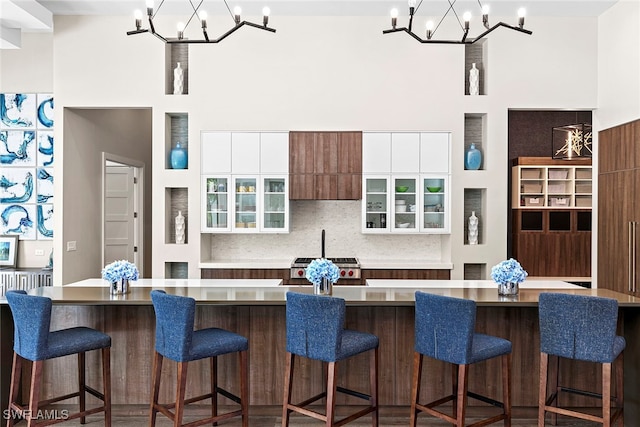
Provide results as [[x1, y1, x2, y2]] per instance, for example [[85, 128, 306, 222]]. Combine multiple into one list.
[[26, 360, 44, 427], [615, 352, 624, 427], [210, 356, 218, 424], [603, 362, 612, 427], [149, 352, 163, 427], [281, 352, 294, 427], [239, 350, 249, 427], [325, 362, 337, 427], [78, 352, 86, 424], [7, 353, 22, 427], [102, 347, 112, 427], [409, 352, 422, 427], [538, 352, 548, 427], [452, 363, 459, 420], [455, 364, 469, 427], [174, 362, 188, 427], [502, 353, 512, 427], [370, 348, 378, 427]]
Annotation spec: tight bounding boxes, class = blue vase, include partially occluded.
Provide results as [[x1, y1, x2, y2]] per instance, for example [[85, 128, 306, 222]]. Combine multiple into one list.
[[464, 143, 482, 170], [170, 141, 188, 169]]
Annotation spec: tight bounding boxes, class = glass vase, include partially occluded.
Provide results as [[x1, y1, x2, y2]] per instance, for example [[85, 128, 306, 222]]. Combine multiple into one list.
[[497, 281, 519, 296], [313, 278, 333, 296], [110, 278, 130, 295]]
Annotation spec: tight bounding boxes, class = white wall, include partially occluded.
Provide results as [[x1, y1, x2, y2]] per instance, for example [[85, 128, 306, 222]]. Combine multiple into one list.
[[0, 33, 54, 268]]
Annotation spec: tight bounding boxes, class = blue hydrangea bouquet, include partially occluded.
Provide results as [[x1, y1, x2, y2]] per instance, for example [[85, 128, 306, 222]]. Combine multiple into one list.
[[305, 258, 340, 295], [491, 258, 527, 296], [102, 260, 139, 283]]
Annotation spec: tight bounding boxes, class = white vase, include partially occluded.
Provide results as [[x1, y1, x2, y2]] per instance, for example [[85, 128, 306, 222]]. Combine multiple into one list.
[[469, 63, 479, 96], [468, 211, 478, 245], [173, 62, 184, 95], [175, 210, 185, 244]]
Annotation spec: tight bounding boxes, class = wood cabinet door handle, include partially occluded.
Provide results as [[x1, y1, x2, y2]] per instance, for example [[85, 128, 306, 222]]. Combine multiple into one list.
[[629, 221, 634, 293]]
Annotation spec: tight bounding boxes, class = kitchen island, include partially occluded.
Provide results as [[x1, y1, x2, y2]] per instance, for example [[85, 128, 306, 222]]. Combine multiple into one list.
[[1, 280, 639, 421]]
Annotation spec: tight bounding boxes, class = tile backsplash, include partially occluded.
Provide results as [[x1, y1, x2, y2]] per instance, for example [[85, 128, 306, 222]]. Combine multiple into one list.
[[208, 200, 444, 261]]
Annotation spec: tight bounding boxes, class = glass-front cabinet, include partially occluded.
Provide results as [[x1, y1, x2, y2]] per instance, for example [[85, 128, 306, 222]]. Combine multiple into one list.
[[422, 176, 448, 232], [202, 176, 230, 232], [262, 177, 288, 232], [392, 177, 417, 232], [201, 175, 288, 233], [363, 177, 389, 230], [362, 175, 450, 234]]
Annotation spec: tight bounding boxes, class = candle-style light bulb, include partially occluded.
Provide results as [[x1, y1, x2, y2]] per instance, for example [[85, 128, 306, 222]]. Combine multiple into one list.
[[145, 0, 154, 16], [408, 0, 417, 16], [426, 20, 434, 39], [134, 9, 142, 30], [463, 11, 471, 31], [199, 11, 207, 29], [482, 5, 490, 28], [263, 6, 271, 26], [234, 6, 242, 24], [517, 7, 526, 28], [176, 21, 185, 40], [390, 8, 398, 29]]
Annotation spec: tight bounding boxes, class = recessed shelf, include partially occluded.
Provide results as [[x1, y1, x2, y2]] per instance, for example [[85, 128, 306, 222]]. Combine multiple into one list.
[[464, 188, 485, 245], [166, 113, 188, 170], [464, 41, 486, 96], [464, 114, 486, 171], [166, 44, 188, 95], [165, 262, 188, 279], [464, 263, 486, 280], [165, 187, 188, 244]]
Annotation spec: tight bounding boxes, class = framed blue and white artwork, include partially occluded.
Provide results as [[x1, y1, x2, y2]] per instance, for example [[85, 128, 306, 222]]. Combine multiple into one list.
[[37, 204, 53, 240], [37, 94, 54, 129], [0, 93, 36, 129], [0, 130, 36, 166], [0, 204, 36, 240], [1, 93, 53, 240], [37, 131, 54, 167], [36, 168, 53, 204], [0, 168, 35, 204]]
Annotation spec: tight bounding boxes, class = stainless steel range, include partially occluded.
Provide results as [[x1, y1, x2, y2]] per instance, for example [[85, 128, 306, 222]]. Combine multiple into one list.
[[290, 257, 361, 281]]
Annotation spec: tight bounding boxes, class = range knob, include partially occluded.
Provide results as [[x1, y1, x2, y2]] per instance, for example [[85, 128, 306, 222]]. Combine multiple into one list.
[[340, 270, 346, 276], [297, 270, 304, 277], [348, 270, 354, 277]]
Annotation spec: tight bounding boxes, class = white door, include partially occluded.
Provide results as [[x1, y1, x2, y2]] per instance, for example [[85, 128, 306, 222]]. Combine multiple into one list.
[[104, 165, 136, 265]]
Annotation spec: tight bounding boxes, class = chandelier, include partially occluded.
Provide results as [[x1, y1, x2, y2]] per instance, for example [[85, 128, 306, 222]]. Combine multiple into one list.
[[552, 123, 592, 160], [383, 0, 532, 44], [127, 0, 275, 44]]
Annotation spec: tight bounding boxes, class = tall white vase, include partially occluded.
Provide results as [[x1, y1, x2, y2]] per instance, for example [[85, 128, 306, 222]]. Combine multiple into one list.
[[468, 211, 478, 245], [173, 62, 184, 95], [175, 210, 185, 244], [469, 63, 479, 96]]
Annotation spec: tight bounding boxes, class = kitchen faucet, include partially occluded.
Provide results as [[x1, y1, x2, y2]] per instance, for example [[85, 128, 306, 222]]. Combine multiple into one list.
[[321, 229, 325, 259]]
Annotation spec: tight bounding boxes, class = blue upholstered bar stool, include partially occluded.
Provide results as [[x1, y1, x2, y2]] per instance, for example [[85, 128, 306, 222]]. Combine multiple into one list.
[[149, 290, 249, 427], [282, 292, 379, 427], [410, 291, 512, 427], [5, 290, 112, 427], [538, 293, 625, 427]]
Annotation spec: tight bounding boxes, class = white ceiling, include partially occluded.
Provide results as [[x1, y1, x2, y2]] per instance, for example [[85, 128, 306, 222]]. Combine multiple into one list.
[[0, 0, 620, 49]]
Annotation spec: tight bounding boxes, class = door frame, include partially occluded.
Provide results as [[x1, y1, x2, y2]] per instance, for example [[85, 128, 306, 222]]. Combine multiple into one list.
[[101, 152, 145, 275]]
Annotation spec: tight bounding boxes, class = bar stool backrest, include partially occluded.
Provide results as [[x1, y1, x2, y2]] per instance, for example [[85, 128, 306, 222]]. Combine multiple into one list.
[[539, 293, 619, 363], [285, 292, 344, 362], [414, 291, 476, 365], [151, 290, 196, 362], [6, 290, 51, 361]]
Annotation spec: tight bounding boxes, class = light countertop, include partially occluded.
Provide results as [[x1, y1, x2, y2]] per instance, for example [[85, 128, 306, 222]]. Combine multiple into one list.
[[198, 259, 453, 270], [366, 280, 584, 289]]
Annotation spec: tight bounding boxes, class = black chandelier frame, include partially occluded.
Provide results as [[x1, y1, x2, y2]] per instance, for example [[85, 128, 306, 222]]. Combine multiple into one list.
[[127, 0, 276, 44], [383, 0, 532, 44]]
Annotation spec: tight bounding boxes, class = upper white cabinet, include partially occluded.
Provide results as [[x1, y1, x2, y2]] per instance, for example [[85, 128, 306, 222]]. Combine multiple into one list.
[[362, 132, 451, 234], [201, 131, 289, 233], [362, 133, 391, 174], [420, 132, 450, 173], [231, 133, 260, 174], [260, 132, 289, 174], [391, 133, 420, 173], [201, 132, 232, 174]]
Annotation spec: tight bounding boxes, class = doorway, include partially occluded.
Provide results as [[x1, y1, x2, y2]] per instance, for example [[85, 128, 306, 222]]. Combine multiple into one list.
[[102, 152, 144, 274]]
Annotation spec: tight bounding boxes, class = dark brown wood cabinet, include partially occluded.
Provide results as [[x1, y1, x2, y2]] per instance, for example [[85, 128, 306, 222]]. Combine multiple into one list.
[[289, 131, 362, 200], [598, 120, 640, 295]]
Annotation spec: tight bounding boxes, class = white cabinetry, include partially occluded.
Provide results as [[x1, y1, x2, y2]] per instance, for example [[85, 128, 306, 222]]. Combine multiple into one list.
[[512, 164, 592, 208], [362, 132, 451, 234], [201, 132, 289, 233]]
